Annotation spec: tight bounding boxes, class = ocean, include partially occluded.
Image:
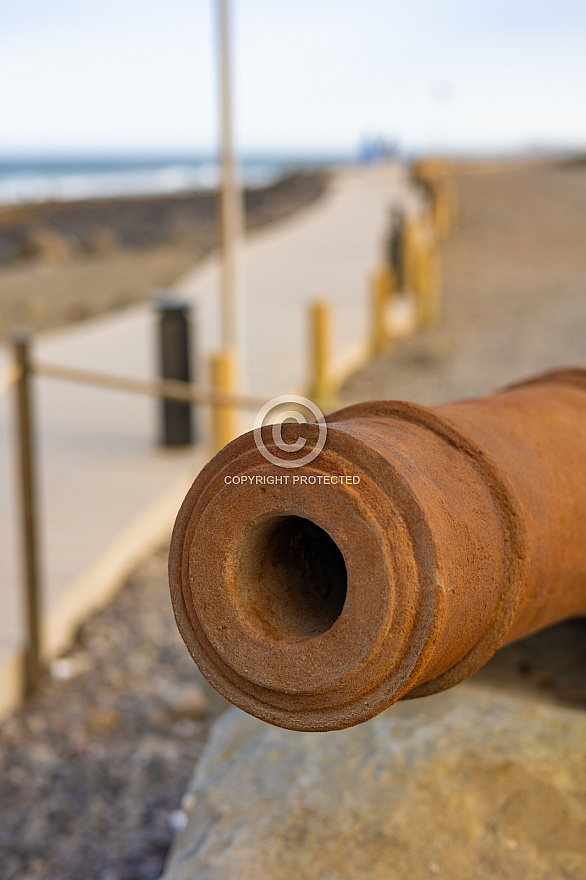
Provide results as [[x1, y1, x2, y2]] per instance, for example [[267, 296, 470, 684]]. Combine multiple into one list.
[[0, 154, 345, 206]]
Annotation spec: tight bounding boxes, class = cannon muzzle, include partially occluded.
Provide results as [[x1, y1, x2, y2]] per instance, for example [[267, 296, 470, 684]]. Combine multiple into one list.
[[169, 370, 586, 731]]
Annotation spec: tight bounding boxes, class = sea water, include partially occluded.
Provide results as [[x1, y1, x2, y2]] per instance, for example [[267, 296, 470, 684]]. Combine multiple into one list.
[[0, 154, 344, 206]]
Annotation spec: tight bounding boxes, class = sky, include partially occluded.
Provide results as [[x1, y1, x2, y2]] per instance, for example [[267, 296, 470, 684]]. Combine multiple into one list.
[[1, 0, 586, 156]]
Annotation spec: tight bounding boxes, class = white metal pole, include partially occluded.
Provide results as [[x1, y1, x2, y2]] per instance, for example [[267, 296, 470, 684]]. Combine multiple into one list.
[[217, 0, 244, 387]]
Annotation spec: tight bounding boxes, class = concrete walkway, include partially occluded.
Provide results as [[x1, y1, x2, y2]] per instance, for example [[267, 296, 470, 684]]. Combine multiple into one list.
[[0, 162, 415, 715]]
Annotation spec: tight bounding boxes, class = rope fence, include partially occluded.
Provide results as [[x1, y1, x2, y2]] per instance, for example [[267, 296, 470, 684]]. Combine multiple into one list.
[[33, 360, 267, 411], [1, 159, 459, 704]]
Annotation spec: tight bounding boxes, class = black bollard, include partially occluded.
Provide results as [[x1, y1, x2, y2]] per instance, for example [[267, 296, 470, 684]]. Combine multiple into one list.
[[387, 209, 404, 288], [156, 293, 196, 446]]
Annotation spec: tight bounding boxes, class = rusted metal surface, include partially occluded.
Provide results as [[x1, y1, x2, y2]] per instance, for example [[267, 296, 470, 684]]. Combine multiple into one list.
[[169, 369, 586, 731]]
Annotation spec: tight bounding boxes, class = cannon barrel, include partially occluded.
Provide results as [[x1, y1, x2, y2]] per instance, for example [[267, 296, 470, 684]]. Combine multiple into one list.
[[169, 369, 586, 731]]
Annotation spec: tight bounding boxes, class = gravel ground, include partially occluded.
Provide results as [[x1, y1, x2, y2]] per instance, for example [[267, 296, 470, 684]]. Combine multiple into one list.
[[0, 549, 220, 880], [2, 551, 584, 880], [341, 162, 586, 406]]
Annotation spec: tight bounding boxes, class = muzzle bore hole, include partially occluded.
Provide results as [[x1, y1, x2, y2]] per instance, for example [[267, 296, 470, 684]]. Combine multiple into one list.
[[238, 515, 348, 641]]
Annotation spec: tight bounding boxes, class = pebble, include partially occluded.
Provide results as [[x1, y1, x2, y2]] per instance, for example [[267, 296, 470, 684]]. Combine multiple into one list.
[[164, 684, 210, 721], [0, 547, 215, 880]]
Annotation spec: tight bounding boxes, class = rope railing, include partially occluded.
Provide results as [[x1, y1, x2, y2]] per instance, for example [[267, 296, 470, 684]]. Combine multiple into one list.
[[32, 360, 267, 411], [7, 338, 267, 701], [2, 166, 456, 706]]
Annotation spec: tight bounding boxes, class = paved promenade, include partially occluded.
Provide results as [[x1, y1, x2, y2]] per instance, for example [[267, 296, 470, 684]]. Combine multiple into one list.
[[0, 162, 414, 714]]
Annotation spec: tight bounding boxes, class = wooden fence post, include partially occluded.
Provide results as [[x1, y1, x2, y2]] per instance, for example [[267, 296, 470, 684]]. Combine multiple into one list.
[[13, 330, 42, 698], [210, 351, 237, 452], [308, 301, 333, 403], [371, 267, 395, 356]]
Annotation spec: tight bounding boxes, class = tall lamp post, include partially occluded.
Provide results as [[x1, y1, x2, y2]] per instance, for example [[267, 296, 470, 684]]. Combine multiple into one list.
[[217, 0, 244, 387]]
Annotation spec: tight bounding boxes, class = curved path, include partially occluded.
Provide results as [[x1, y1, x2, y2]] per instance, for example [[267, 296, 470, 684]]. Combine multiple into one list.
[[0, 162, 414, 715]]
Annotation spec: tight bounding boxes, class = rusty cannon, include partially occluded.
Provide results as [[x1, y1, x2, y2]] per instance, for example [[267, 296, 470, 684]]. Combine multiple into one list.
[[169, 369, 586, 732]]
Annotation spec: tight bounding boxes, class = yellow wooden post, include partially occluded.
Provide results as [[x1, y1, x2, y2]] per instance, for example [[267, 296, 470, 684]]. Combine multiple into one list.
[[371, 267, 394, 356], [401, 219, 411, 291], [447, 180, 459, 232], [308, 301, 332, 403], [431, 180, 444, 240], [408, 217, 429, 326], [432, 179, 458, 241], [210, 350, 237, 452], [402, 217, 421, 294], [424, 245, 442, 325], [415, 226, 442, 326]]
